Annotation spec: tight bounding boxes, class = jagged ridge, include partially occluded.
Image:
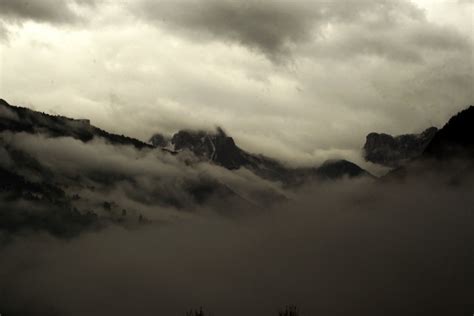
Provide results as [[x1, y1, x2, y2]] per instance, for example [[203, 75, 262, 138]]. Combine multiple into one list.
[[150, 128, 371, 185], [363, 127, 438, 167]]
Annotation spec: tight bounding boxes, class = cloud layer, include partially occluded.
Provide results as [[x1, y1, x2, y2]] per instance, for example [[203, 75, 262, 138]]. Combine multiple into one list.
[[0, 131, 286, 222], [1, 170, 473, 315], [133, 0, 468, 62], [0, 0, 472, 167]]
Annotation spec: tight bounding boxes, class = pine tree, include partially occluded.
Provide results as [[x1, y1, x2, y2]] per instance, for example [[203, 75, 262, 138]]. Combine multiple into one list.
[[279, 305, 299, 316]]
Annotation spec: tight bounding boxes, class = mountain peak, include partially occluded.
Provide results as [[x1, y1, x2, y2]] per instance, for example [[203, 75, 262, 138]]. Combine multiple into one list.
[[363, 126, 438, 167], [317, 159, 371, 179], [170, 127, 244, 170], [423, 105, 474, 159], [149, 127, 372, 183]]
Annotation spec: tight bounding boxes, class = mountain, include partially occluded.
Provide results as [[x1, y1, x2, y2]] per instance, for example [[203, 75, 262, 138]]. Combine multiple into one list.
[[150, 128, 299, 183], [423, 106, 474, 159], [383, 105, 474, 180], [363, 127, 438, 167], [0, 98, 370, 184], [0, 98, 152, 150], [172, 127, 247, 170], [150, 128, 371, 185], [365, 106, 474, 168], [0, 165, 99, 238], [0, 98, 371, 237], [315, 159, 370, 180]]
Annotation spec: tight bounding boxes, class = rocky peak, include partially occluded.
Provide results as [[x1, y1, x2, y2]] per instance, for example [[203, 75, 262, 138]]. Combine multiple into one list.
[[149, 127, 373, 182], [170, 127, 247, 169], [363, 127, 438, 167]]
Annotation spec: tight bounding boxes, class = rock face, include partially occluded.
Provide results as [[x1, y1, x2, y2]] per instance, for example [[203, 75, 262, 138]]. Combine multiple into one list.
[[384, 105, 474, 180], [363, 127, 438, 167], [423, 106, 474, 159], [150, 127, 372, 184], [171, 128, 247, 170]]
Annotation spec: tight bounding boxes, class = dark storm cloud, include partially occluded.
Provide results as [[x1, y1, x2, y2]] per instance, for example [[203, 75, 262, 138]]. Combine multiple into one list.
[[132, 0, 468, 62], [134, 0, 320, 61], [0, 0, 95, 24]]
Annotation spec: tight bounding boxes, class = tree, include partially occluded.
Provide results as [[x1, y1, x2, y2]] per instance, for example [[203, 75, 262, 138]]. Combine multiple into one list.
[[186, 307, 209, 316], [279, 305, 299, 316]]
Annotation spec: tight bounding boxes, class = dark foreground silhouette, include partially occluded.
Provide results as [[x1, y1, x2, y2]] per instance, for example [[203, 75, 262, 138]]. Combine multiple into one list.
[[186, 306, 300, 316]]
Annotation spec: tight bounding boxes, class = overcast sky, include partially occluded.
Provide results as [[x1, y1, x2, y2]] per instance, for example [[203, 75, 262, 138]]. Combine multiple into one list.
[[0, 0, 472, 166]]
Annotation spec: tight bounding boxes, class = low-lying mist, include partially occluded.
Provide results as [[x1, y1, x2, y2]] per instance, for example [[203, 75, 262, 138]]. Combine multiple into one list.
[[0, 131, 287, 225], [1, 171, 473, 316]]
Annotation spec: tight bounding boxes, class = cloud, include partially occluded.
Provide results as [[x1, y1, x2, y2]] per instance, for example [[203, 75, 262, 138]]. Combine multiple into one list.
[[132, 0, 468, 63], [304, 20, 470, 63], [0, 0, 472, 170], [1, 131, 286, 219], [134, 0, 320, 62], [0, 0, 95, 26], [0, 21, 8, 40], [1, 168, 473, 315]]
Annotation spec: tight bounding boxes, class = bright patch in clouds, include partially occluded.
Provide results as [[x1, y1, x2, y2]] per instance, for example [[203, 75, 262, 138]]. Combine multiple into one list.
[[0, 0, 472, 166]]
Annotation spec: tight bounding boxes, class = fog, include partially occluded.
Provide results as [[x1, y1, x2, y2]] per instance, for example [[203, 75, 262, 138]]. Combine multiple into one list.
[[0, 131, 287, 221], [1, 169, 473, 316]]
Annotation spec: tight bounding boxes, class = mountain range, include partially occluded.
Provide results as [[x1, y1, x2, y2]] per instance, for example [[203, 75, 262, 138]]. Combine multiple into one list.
[[0, 98, 473, 237]]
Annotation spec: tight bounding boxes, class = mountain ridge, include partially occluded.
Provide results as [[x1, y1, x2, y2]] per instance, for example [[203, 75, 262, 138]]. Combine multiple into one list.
[[149, 127, 371, 184], [0, 98, 372, 236], [1, 98, 473, 238], [423, 105, 474, 159], [363, 126, 438, 167], [0, 98, 371, 184]]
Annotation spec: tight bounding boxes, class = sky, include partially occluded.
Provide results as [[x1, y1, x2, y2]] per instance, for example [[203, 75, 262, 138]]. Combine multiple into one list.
[[0, 0, 472, 166]]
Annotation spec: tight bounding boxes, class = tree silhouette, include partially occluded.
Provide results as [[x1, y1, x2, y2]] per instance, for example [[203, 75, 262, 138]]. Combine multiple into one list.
[[184, 305, 300, 315], [186, 307, 210, 316], [279, 305, 299, 316]]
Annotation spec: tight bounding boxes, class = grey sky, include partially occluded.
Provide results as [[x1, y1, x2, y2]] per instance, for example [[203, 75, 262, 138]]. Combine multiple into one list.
[[0, 0, 472, 167], [0, 0, 95, 24]]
